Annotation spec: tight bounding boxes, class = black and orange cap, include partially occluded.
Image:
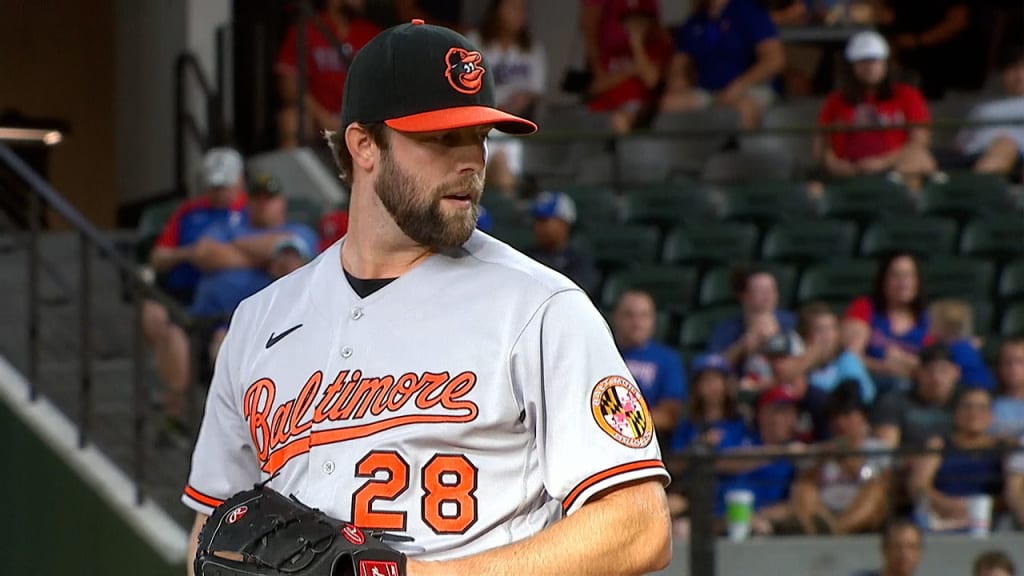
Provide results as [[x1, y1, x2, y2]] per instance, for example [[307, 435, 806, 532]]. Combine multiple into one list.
[[341, 19, 538, 135]]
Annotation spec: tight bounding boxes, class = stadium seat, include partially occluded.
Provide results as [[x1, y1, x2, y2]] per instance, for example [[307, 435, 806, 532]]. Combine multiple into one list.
[[700, 149, 794, 185], [621, 183, 718, 227], [920, 173, 1015, 220], [921, 257, 996, 301], [480, 192, 526, 228], [678, 305, 741, 353], [719, 181, 815, 227], [601, 265, 698, 313], [521, 139, 608, 180], [587, 224, 662, 268], [615, 137, 704, 184], [999, 259, 1024, 301], [820, 176, 917, 223], [661, 222, 760, 266], [135, 198, 179, 263], [796, 259, 877, 304], [698, 263, 798, 308], [1000, 303, 1024, 337], [737, 99, 821, 176], [761, 219, 858, 263], [559, 185, 622, 226], [858, 216, 959, 258], [489, 225, 534, 251], [959, 216, 1024, 260], [971, 300, 995, 336]]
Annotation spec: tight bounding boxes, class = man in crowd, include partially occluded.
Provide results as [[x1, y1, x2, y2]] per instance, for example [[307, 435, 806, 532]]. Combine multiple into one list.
[[525, 191, 599, 297], [872, 344, 960, 448], [850, 519, 924, 576]]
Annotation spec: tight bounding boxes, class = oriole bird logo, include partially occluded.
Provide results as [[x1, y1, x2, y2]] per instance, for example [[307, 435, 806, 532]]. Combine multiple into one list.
[[444, 47, 486, 95]]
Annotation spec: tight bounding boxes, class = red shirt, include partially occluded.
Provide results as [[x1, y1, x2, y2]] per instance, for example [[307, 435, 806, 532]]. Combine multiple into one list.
[[275, 13, 381, 114], [818, 84, 930, 162]]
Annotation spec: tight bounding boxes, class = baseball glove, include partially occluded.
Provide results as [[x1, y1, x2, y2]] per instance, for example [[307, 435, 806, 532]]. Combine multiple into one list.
[[195, 483, 407, 576]]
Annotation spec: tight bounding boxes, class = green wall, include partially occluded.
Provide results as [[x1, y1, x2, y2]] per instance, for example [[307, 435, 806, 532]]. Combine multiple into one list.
[[0, 400, 185, 576]]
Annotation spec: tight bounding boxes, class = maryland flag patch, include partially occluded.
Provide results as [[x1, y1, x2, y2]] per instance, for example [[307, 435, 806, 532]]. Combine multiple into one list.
[[590, 375, 654, 448]]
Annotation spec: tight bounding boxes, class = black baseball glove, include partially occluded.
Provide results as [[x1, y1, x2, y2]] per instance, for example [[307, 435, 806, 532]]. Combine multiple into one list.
[[195, 483, 408, 576]]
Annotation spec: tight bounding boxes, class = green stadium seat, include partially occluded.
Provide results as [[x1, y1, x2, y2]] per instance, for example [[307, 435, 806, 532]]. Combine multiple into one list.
[[858, 216, 959, 258], [621, 184, 717, 227], [135, 198, 181, 263], [922, 258, 996, 301], [698, 263, 798, 308], [920, 173, 1014, 220], [959, 216, 1024, 260], [661, 222, 760, 266], [971, 300, 995, 336], [761, 219, 858, 263], [481, 192, 527, 227], [489, 225, 534, 251], [601, 265, 698, 313], [600, 309, 677, 344], [821, 176, 917, 223], [999, 259, 1024, 301], [720, 181, 815, 227], [286, 196, 324, 230], [796, 259, 876, 304], [1000, 303, 1024, 337], [982, 336, 1003, 365], [560, 185, 621, 226], [588, 224, 662, 268], [678, 305, 740, 353]]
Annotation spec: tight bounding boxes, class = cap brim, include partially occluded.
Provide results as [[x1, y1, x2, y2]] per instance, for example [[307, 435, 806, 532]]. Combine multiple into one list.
[[384, 106, 537, 135]]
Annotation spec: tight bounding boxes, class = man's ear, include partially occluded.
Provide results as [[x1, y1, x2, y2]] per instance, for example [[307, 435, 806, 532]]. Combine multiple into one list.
[[345, 123, 380, 174]]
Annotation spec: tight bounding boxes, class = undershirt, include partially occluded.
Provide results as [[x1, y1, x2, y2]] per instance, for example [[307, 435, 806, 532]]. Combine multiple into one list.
[[344, 269, 397, 298]]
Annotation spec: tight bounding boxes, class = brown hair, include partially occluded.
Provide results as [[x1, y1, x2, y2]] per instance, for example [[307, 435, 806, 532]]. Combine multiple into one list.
[[797, 301, 835, 340], [325, 123, 390, 186], [973, 550, 1015, 576], [478, 0, 532, 51], [689, 369, 739, 422]]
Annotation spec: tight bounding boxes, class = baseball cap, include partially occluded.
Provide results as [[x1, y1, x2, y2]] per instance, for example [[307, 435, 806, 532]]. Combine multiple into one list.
[[691, 354, 731, 377], [203, 147, 244, 188], [920, 343, 955, 366], [762, 330, 805, 358], [249, 173, 283, 196], [758, 385, 800, 411], [273, 235, 314, 262], [340, 20, 537, 135], [845, 30, 890, 63], [530, 191, 577, 224]]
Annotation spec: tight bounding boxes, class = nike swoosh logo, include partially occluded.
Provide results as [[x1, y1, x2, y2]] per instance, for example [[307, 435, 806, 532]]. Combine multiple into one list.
[[265, 324, 303, 349]]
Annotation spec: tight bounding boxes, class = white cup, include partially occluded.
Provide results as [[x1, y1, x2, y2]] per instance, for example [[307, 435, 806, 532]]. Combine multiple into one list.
[[725, 489, 755, 541], [967, 494, 993, 537]]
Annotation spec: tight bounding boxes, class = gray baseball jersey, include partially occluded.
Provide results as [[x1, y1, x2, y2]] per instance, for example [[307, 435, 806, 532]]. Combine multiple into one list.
[[183, 230, 670, 561]]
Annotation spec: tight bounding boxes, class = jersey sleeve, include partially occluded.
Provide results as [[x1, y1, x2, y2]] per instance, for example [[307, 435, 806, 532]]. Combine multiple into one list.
[[182, 300, 262, 515], [513, 289, 670, 517]]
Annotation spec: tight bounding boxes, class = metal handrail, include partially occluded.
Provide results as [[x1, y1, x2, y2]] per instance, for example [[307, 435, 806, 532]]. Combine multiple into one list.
[[174, 51, 221, 197]]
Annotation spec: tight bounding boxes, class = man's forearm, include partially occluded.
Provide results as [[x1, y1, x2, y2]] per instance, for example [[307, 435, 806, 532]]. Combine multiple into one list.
[[411, 480, 672, 576], [233, 233, 293, 264], [151, 246, 192, 272], [192, 240, 256, 271]]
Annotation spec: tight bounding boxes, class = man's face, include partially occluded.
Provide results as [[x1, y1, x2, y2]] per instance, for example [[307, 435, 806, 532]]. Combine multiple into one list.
[[830, 408, 866, 440], [532, 217, 570, 251], [613, 293, 656, 348], [854, 58, 888, 85], [207, 180, 242, 208], [758, 402, 796, 444], [249, 193, 286, 229], [807, 313, 839, 355], [954, 390, 992, 436], [374, 126, 488, 250], [915, 359, 959, 405], [768, 354, 801, 386], [998, 343, 1024, 393], [742, 273, 778, 315], [1003, 60, 1024, 97], [884, 526, 922, 576]]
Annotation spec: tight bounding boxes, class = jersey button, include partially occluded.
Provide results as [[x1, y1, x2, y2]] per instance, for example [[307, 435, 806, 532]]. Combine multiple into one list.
[[351, 307, 363, 320], [341, 346, 353, 358], [322, 460, 335, 475]]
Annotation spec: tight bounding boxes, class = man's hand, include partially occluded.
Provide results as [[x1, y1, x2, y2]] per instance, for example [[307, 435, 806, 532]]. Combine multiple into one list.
[[857, 154, 895, 174], [716, 81, 747, 106]]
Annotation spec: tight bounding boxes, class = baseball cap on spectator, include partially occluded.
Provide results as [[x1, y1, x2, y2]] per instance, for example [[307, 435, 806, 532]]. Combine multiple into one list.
[[845, 30, 889, 62], [920, 343, 955, 366], [249, 173, 283, 196], [691, 354, 731, 377], [273, 235, 314, 262], [204, 147, 244, 188], [758, 385, 799, 410], [762, 330, 805, 357], [531, 191, 577, 224]]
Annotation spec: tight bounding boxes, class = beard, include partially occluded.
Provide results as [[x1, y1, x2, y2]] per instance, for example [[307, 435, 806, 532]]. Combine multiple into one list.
[[374, 151, 483, 250]]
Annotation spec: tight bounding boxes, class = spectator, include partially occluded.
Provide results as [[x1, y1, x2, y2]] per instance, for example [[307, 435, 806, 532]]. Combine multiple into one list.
[[850, 519, 924, 576], [143, 147, 247, 442], [798, 301, 877, 406], [275, 0, 381, 148], [842, 251, 933, 396], [580, 0, 674, 133], [1007, 435, 1024, 529], [660, 0, 785, 129], [873, 343, 959, 448], [973, 550, 1016, 576], [708, 265, 796, 384], [764, 0, 824, 97], [612, 290, 687, 447], [524, 191, 599, 297], [955, 46, 1024, 178], [761, 330, 829, 441], [992, 338, 1024, 439], [395, 0, 463, 30], [908, 388, 1012, 532], [670, 354, 748, 453], [816, 31, 937, 188], [790, 381, 891, 535], [466, 0, 547, 197], [928, 299, 996, 391]]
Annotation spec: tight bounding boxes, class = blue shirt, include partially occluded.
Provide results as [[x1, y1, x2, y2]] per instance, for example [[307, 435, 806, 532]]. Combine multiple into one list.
[[991, 397, 1024, 438], [157, 197, 247, 296], [715, 432, 795, 516], [671, 417, 748, 453], [933, 438, 1004, 497], [674, 0, 778, 91], [621, 342, 687, 407], [808, 350, 877, 404], [707, 310, 796, 355], [947, 339, 996, 391]]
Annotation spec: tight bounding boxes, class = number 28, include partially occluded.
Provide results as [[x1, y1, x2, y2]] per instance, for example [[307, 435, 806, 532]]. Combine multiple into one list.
[[352, 451, 479, 535]]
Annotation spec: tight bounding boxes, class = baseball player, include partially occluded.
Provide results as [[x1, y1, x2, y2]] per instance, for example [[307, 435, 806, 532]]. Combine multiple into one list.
[[183, 19, 672, 576]]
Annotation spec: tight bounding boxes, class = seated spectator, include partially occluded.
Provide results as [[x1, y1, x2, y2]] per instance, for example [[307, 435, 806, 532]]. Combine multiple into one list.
[[671, 354, 748, 454], [660, 0, 785, 129], [143, 147, 247, 442], [1006, 435, 1024, 529], [790, 382, 891, 535], [873, 343, 960, 448], [466, 0, 546, 197], [909, 388, 1013, 532], [275, 0, 381, 148], [973, 550, 1017, 576], [992, 338, 1024, 439], [928, 299, 996, 391], [798, 301, 877, 406], [849, 519, 924, 576], [761, 330, 828, 441], [842, 251, 933, 396], [612, 289, 687, 447], [816, 31, 937, 188], [524, 191, 599, 297], [708, 265, 796, 383], [955, 46, 1024, 178], [580, 0, 673, 133], [765, 0, 824, 97]]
